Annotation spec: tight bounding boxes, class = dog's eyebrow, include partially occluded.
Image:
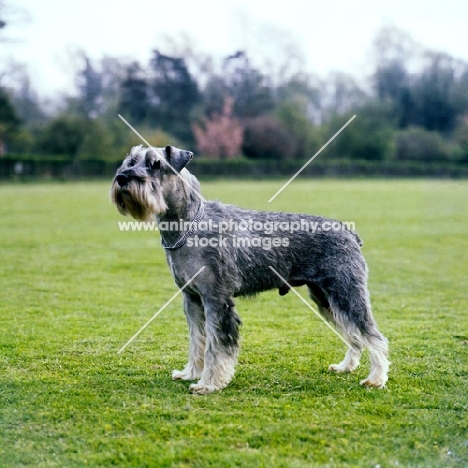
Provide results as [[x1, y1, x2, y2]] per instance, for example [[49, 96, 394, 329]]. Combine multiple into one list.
[[125, 156, 138, 166]]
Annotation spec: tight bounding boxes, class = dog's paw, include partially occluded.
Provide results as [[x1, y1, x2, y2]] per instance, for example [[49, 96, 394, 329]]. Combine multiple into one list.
[[172, 369, 198, 381], [360, 377, 387, 389], [189, 382, 218, 394], [329, 363, 355, 373]]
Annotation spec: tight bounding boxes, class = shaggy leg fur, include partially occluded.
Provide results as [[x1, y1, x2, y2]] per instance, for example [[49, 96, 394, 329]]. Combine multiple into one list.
[[360, 332, 389, 388], [312, 275, 389, 388], [329, 346, 363, 373], [328, 315, 389, 388], [172, 293, 205, 381], [189, 299, 241, 394]]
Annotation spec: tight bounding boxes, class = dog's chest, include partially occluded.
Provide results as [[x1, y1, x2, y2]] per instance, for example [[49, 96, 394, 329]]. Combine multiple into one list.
[[165, 251, 194, 289]]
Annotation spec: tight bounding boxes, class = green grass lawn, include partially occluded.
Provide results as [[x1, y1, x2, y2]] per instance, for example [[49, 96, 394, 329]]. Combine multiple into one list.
[[0, 178, 467, 467]]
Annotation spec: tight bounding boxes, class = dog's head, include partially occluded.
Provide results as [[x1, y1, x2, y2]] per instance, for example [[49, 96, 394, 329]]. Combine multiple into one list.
[[110, 145, 194, 221]]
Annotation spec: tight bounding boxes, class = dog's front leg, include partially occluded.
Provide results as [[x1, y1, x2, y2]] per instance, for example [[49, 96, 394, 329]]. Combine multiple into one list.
[[172, 292, 205, 381], [189, 298, 241, 394]]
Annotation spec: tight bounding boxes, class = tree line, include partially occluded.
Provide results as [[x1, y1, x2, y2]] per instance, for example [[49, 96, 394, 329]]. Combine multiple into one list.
[[1, 24, 468, 165]]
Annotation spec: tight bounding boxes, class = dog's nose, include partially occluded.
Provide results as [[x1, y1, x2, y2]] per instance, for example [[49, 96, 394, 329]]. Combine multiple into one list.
[[116, 174, 129, 187]]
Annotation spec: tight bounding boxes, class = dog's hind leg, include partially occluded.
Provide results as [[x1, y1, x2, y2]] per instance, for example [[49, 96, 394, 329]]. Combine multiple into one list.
[[329, 345, 363, 373], [359, 330, 389, 388], [172, 292, 206, 381], [189, 297, 241, 394], [307, 283, 363, 373], [325, 280, 389, 388]]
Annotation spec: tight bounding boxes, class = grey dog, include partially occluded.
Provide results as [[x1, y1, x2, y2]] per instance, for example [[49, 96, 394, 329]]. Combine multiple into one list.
[[111, 145, 389, 394]]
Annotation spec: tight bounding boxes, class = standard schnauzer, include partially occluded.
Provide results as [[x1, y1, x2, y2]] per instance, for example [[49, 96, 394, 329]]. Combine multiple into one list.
[[111, 145, 389, 394]]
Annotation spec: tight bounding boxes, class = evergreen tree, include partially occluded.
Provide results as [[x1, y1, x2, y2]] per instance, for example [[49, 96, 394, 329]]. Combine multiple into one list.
[[148, 51, 201, 144]]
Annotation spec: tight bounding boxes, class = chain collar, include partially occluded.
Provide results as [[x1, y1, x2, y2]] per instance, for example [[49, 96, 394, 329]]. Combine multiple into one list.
[[160, 198, 206, 251]]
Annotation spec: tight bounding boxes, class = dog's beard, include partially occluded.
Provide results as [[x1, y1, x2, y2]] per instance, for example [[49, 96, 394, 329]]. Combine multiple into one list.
[[111, 179, 167, 221]]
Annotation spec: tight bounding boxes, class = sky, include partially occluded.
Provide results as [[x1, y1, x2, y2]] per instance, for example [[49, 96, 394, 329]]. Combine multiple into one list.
[[4, 0, 468, 99]]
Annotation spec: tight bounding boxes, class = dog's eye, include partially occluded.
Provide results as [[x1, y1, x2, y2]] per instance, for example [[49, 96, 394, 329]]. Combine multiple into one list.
[[128, 158, 137, 167]]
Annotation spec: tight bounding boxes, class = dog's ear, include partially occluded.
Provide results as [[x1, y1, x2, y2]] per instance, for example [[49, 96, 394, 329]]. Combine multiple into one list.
[[164, 146, 194, 173]]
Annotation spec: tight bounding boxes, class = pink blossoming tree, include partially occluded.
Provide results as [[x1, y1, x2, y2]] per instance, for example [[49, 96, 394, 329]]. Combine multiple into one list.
[[193, 96, 243, 159]]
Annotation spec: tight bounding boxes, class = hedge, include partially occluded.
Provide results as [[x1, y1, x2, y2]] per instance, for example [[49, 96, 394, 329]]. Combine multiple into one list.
[[1, 155, 468, 180]]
